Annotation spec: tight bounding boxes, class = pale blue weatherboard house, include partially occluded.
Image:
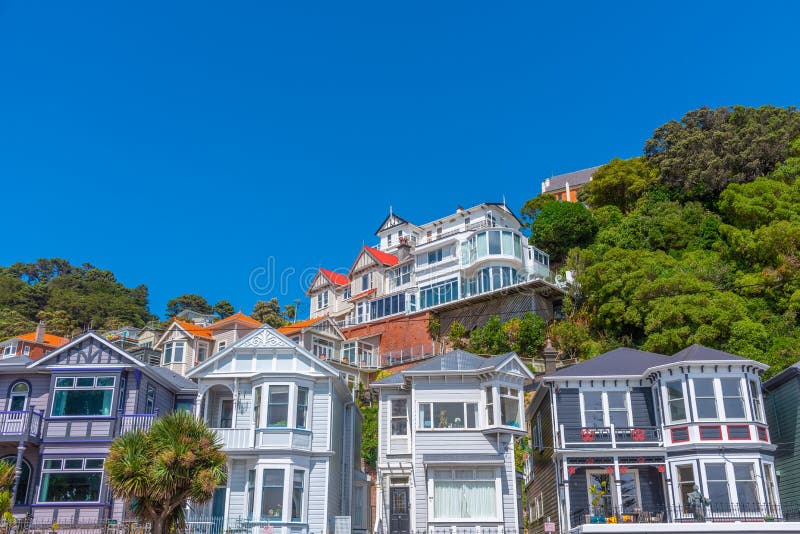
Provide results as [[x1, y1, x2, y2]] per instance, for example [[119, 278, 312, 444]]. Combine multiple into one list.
[[372, 350, 535, 534], [186, 324, 370, 534]]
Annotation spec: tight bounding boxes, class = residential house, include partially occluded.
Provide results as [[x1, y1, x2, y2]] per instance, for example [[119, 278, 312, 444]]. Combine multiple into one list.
[[540, 166, 599, 202], [763, 362, 800, 505], [154, 313, 261, 376], [186, 324, 370, 534], [372, 349, 535, 533], [0, 332, 196, 524], [526, 344, 781, 534], [0, 321, 69, 360]]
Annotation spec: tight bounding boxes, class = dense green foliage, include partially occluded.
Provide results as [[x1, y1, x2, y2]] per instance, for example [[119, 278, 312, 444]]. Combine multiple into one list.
[[0, 259, 152, 338], [360, 404, 378, 470], [529, 200, 598, 263], [165, 294, 213, 317], [105, 411, 227, 534], [449, 313, 546, 358], [532, 105, 800, 377], [251, 297, 290, 327]]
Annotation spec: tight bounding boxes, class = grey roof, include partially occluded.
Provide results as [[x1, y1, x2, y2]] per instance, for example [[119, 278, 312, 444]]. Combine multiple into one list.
[[764, 361, 800, 391], [371, 350, 515, 386], [547, 347, 669, 378], [671, 344, 746, 362], [0, 356, 33, 367], [147, 365, 198, 392], [542, 166, 601, 193]]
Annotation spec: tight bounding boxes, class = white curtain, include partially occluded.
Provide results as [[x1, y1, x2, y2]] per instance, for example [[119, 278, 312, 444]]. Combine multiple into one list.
[[433, 481, 495, 520]]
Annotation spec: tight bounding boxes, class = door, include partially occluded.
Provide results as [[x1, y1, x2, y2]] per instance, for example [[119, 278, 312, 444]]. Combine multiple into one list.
[[211, 487, 226, 534], [389, 487, 410, 534]]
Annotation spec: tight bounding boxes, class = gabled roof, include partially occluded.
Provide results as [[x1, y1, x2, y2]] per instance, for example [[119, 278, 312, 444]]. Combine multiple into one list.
[[14, 332, 70, 347], [375, 213, 412, 235], [547, 348, 667, 378], [0, 356, 33, 367], [364, 246, 399, 266], [373, 349, 534, 386], [172, 319, 213, 340], [277, 316, 326, 336], [319, 268, 350, 286], [207, 312, 262, 330], [542, 166, 601, 193], [348, 288, 377, 301]]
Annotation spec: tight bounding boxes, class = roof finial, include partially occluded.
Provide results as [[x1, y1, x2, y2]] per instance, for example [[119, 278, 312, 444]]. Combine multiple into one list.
[[389, 205, 393, 216]]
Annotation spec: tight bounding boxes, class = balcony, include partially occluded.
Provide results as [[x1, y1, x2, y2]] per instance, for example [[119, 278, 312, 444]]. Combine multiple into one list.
[[119, 413, 156, 434], [560, 425, 662, 448], [211, 427, 313, 451], [0, 410, 43, 442], [320, 342, 443, 370]]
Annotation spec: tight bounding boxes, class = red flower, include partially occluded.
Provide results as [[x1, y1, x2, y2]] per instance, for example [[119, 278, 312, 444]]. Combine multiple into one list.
[[587, 458, 595, 464], [568, 466, 576, 475], [620, 466, 628, 474], [606, 466, 614, 474], [657, 465, 666, 473], [581, 428, 595, 442], [631, 428, 645, 442], [637, 457, 645, 464]]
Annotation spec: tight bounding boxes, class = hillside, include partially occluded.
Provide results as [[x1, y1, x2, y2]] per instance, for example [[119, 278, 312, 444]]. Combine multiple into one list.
[[527, 105, 800, 377]]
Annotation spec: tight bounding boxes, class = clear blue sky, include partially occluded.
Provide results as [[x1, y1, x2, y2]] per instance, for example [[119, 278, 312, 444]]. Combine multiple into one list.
[[1, 1, 798, 320]]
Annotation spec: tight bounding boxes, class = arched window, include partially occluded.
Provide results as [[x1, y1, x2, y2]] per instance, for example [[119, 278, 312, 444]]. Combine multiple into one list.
[[8, 382, 29, 412], [1, 456, 31, 505]]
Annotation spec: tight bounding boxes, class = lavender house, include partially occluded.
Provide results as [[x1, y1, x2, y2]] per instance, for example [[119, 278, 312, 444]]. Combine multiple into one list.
[[0, 332, 197, 524]]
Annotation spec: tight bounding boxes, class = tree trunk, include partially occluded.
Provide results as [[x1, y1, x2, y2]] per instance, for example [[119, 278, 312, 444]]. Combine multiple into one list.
[[151, 518, 167, 534]]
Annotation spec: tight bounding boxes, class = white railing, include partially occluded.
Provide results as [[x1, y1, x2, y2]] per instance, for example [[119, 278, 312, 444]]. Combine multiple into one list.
[[0, 410, 42, 438], [119, 414, 156, 435], [213, 428, 250, 449], [320, 342, 443, 369]]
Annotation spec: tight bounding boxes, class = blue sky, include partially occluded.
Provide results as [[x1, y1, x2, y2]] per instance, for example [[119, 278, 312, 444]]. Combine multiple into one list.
[[1, 1, 798, 320]]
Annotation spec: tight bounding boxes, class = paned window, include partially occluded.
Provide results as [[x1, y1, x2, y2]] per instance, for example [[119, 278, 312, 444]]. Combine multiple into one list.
[[676, 464, 695, 508], [51, 376, 115, 416], [666, 380, 686, 422], [8, 382, 29, 411], [253, 386, 262, 427], [164, 341, 185, 364], [267, 386, 290, 427], [246, 469, 256, 519], [296, 387, 308, 429], [486, 387, 495, 426], [391, 398, 408, 435], [583, 392, 605, 427], [607, 391, 629, 427], [261, 469, 284, 521], [500, 387, 521, 427], [419, 402, 478, 429], [704, 463, 730, 512], [733, 463, 758, 508], [38, 458, 104, 503], [750, 379, 764, 422], [694, 379, 718, 419], [431, 468, 497, 520], [721, 378, 746, 419], [291, 471, 304, 521]]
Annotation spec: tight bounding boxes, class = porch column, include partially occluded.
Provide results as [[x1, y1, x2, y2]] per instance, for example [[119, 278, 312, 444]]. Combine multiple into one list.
[[232, 378, 239, 428], [10, 441, 25, 506], [613, 458, 622, 518], [203, 391, 210, 423], [561, 459, 571, 533]]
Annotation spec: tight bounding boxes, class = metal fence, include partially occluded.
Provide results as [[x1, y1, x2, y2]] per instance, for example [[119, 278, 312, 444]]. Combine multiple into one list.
[[9, 519, 151, 534], [569, 502, 800, 527]]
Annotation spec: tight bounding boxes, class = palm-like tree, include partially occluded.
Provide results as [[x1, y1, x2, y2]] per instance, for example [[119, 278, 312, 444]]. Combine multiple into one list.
[[106, 411, 227, 534]]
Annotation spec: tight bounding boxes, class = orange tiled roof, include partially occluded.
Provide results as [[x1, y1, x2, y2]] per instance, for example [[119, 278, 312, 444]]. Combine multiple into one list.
[[364, 246, 399, 266], [17, 332, 70, 347], [208, 312, 262, 329], [278, 316, 326, 336], [320, 268, 350, 286], [349, 288, 377, 301], [173, 319, 213, 339]]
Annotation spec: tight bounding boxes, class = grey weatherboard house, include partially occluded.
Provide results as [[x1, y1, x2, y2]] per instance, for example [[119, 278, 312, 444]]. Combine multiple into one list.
[[372, 349, 535, 534], [0, 332, 197, 524], [525, 344, 782, 534], [763, 361, 800, 505]]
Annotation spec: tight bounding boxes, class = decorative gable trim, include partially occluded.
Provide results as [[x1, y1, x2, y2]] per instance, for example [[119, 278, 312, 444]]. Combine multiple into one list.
[[237, 329, 294, 349], [375, 213, 410, 235], [30, 332, 146, 369]]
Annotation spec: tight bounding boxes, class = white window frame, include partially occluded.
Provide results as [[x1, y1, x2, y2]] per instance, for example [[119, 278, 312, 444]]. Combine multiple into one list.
[[664, 379, 688, 424], [250, 464, 309, 523], [579, 389, 632, 428], [690, 376, 749, 422], [427, 467, 501, 523], [197, 342, 208, 363], [8, 381, 30, 412], [750, 378, 765, 423], [2, 343, 17, 357], [218, 398, 233, 428], [217, 340, 227, 351], [163, 341, 185, 364], [390, 397, 409, 436], [51, 376, 117, 417], [252, 383, 312, 430], [316, 291, 329, 310], [698, 459, 765, 514], [585, 469, 643, 514], [22, 345, 31, 356], [38, 457, 105, 504], [311, 336, 334, 359], [417, 401, 479, 430]]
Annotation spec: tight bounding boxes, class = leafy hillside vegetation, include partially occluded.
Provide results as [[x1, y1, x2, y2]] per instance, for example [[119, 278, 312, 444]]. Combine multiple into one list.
[[527, 105, 800, 377]]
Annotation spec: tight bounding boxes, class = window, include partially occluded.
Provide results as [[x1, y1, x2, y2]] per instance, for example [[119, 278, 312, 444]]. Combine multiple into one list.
[[343, 287, 351, 300], [428, 249, 443, 264], [607, 391, 629, 427], [296, 387, 308, 429], [164, 341, 185, 364], [2, 456, 29, 504], [38, 458, 104, 503], [581, 390, 630, 428], [431, 468, 497, 520], [219, 399, 233, 428], [370, 293, 406, 320], [419, 402, 478, 429], [197, 343, 208, 362], [23, 346, 30, 356], [261, 469, 284, 521], [218, 340, 227, 351], [247, 469, 256, 520], [531, 492, 544, 520], [388, 264, 412, 289], [704, 463, 731, 512], [175, 399, 193, 413], [362, 274, 371, 291], [253, 386, 262, 427], [694, 378, 718, 419], [486, 387, 495, 426], [2, 343, 16, 357], [500, 387, 521, 427], [764, 464, 778, 506], [356, 302, 368, 323], [8, 381, 29, 411], [676, 464, 695, 508], [145, 385, 156, 414], [750, 379, 764, 422], [391, 399, 408, 435], [267, 386, 289, 427], [583, 392, 605, 427], [51, 376, 115, 416], [316, 291, 328, 310], [311, 337, 334, 359], [721, 378, 746, 419], [733, 463, 758, 508], [118, 376, 127, 411], [419, 278, 458, 309], [291, 471, 304, 521], [666, 380, 686, 422], [463, 266, 520, 297]]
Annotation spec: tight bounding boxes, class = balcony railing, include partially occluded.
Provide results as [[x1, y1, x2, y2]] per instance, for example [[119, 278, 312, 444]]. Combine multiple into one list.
[[0, 409, 43, 440], [560, 425, 662, 448], [570, 502, 799, 527], [318, 342, 444, 370], [119, 413, 157, 434]]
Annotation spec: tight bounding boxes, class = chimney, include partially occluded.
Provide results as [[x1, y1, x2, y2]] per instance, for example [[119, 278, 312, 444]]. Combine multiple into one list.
[[35, 320, 46, 343], [396, 236, 412, 261], [542, 337, 558, 376]]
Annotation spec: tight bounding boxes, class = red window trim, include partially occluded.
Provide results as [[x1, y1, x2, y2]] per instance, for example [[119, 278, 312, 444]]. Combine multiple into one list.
[[699, 425, 723, 440], [757, 426, 769, 442], [670, 426, 690, 443], [726, 424, 751, 440]]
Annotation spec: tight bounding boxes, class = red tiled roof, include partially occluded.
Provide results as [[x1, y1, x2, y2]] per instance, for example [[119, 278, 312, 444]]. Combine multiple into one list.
[[17, 332, 70, 347], [208, 312, 262, 329], [278, 316, 326, 336], [320, 268, 350, 286], [364, 246, 399, 266], [348, 288, 377, 301], [173, 319, 213, 339]]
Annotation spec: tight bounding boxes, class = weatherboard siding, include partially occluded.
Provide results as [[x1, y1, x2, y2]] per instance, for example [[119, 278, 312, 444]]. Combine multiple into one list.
[[556, 388, 581, 427], [312, 380, 330, 451], [227, 459, 247, 521], [767, 375, 800, 503], [630, 387, 657, 426]]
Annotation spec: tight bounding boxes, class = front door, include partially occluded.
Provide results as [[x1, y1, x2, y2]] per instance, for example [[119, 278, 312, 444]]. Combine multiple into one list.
[[389, 487, 410, 534], [211, 487, 226, 534]]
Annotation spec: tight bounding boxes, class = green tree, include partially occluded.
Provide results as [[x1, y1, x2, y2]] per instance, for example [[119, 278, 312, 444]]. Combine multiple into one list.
[[503, 312, 546, 358], [448, 321, 468, 349], [583, 157, 657, 212], [212, 300, 235, 319], [520, 193, 557, 226], [37, 309, 78, 337], [251, 298, 288, 328], [0, 308, 36, 341], [360, 405, 378, 470], [284, 304, 297, 322], [529, 201, 597, 263], [105, 411, 227, 534], [645, 105, 800, 202], [468, 315, 512, 354], [165, 294, 212, 317]]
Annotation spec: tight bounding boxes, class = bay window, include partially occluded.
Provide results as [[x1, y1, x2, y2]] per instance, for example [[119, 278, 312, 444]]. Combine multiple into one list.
[[419, 402, 478, 429], [261, 469, 284, 520], [296, 387, 308, 429], [253, 386, 262, 427], [694, 378, 718, 419], [267, 386, 290, 427], [431, 468, 497, 521], [253, 467, 306, 523], [733, 463, 758, 508], [666, 380, 687, 422], [676, 464, 696, 508], [291, 471, 304, 521], [51, 376, 115, 416], [253, 384, 311, 429], [704, 463, 731, 512], [38, 458, 104, 503], [692, 377, 751, 420], [485, 387, 494, 426], [247, 469, 256, 520], [750, 379, 764, 422], [721, 378, 746, 419], [500, 387, 521, 427]]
